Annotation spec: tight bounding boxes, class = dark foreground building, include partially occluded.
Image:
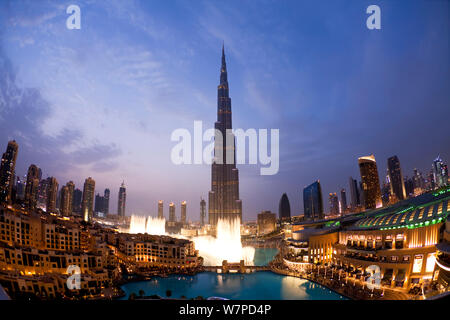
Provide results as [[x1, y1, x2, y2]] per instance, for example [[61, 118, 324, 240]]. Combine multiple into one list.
[[278, 193, 291, 221], [303, 180, 324, 221]]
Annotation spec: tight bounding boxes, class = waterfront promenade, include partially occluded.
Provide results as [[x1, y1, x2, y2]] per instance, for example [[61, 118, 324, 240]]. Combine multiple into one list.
[[269, 258, 412, 300]]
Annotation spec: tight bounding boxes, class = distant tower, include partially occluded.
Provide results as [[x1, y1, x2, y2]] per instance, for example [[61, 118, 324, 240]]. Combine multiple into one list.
[[46, 177, 59, 213], [278, 193, 291, 221], [387, 155, 406, 201], [104, 188, 110, 214], [329, 193, 339, 215], [72, 188, 82, 214], [181, 201, 187, 224], [358, 155, 382, 210], [303, 180, 324, 221], [433, 156, 448, 188], [200, 198, 206, 226], [0, 140, 18, 204], [340, 188, 347, 214], [117, 181, 126, 217], [24, 164, 40, 210], [348, 177, 360, 210], [60, 181, 74, 216], [169, 202, 176, 222], [82, 177, 95, 222], [158, 200, 164, 219]]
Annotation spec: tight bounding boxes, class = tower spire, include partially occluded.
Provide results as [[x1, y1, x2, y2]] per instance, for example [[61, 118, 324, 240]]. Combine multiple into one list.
[[220, 42, 228, 84]]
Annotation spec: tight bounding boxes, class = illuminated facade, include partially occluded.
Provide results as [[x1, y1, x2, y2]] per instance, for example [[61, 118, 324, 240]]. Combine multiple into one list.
[[24, 164, 40, 210], [0, 141, 18, 204], [208, 45, 242, 226], [82, 177, 95, 222], [117, 181, 126, 218], [358, 155, 382, 209], [181, 201, 187, 225], [158, 200, 164, 219], [45, 177, 59, 214]]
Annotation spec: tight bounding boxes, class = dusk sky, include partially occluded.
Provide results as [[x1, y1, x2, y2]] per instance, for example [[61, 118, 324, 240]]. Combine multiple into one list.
[[0, 0, 448, 221]]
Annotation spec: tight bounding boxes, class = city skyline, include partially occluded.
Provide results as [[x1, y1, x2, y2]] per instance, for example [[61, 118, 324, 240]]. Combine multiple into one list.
[[0, 1, 449, 220]]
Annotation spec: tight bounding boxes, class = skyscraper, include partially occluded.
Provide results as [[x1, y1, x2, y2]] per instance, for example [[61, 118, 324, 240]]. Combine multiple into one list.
[[24, 164, 40, 210], [60, 181, 74, 216], [348, 177, 360, 210], [46, 177, 59, 213], [103, 188, 110, 214], [72, 188, 82, 214], [200, 198, 206, 226], [278, 193, 291, 221], [340, 188, 347, 214], [82, 177, 95, 222], [358, 155, 382, 210], [329, 193, 339, 215], [94, 193, 103, 215], [158, 200, 164, 219], [433, 156, 448, 188], [169, 202, 176, 222], [0, 140, 18, 204], [387, 155, 406, 201], [117, 181, 126, 217], [208, 45, 242, 226], [303, 180, 324, 221], [181, 201, 187, 224]]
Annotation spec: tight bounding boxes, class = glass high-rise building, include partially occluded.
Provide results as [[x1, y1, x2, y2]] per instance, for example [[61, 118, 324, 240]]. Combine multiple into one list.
[[329, 193, 339, 215], [46, 177, 59, 213], [200, 198, 206, 226], [158, 200, 164, 219], [117, 181, 126, 217], [358, 155, 382, 210], [0, 140, 18, 204], [24, 164, 40, 210], [303, 180, 324, 221], [348, 177, 360, 210], [72, 188, 82, 214], [169, 202, 176, 222], [278, 193, 291, 221], [82, 177, 95, 222], [104, 188, 110, 214], [181, 201, 187, 224], [433, 156, 448, 188], [387, 155, 406, 201], [340, 188, 347, 214], [208, 45, 242, 226], [60, 181, 74, 216]]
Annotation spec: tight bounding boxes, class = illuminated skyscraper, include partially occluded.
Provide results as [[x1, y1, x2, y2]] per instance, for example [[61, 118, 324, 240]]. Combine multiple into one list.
[[387, 155, 406, 201], [82, 177, 95, 222], [181, 201, 187, 224], [104, 188, 110, 214], [200, 198, 206, 226], [169, 202, 176, 222], [433, 156, 448, 188], [117, 181, 126, 217], [208, 45, 242, 226], [0, 140, 18, 204], [278, 193, 291, 221], [46, 177, 59, 213], [329, 193, 339, 215], [303, 180, 324, 221], [158, 200, 164, 219], [24, 164, 40, 210], [358, 155, 382, 209], [60, 181, 74, 216]]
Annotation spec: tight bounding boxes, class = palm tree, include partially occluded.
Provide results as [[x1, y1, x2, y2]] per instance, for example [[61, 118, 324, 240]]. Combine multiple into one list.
[[139, 289, 145, 297], [166, 290, 172, 298], [129, 292, 136, 300]]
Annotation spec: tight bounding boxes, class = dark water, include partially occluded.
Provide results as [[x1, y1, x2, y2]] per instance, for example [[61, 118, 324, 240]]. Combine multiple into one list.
[[120, 271, 346, 300]]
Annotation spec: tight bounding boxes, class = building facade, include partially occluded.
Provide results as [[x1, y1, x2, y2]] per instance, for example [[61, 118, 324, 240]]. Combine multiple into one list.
[[82, 177, 95, 222], [387, 155, 406, 202], [0, 141, 18, 204], [358, 155, 382, 210], [303, 181, 324, 221], [278, 193, 291, 221]]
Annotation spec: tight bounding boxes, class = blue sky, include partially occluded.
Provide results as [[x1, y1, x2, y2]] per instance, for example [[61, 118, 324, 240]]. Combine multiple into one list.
[[0, 0, 448, 221]]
